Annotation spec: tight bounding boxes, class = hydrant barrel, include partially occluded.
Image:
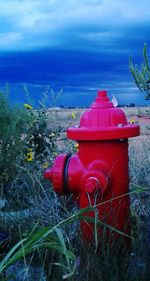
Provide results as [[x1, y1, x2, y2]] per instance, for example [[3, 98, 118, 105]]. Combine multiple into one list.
[[44, 90, 140, 248]]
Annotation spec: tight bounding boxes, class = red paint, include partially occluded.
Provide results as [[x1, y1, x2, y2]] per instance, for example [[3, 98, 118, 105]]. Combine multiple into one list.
[[44, 90, 140, 246]]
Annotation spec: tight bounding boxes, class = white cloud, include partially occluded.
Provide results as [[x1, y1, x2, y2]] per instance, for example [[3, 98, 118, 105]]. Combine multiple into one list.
[[0, 32, 22, 49]]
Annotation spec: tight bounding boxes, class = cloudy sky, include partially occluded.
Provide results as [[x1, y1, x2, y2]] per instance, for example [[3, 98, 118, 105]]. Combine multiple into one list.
[[0, 0, 150, 106]]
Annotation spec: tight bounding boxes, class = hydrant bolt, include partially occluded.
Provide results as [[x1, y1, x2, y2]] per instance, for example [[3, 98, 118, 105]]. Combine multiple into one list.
[[44, 168, 53, 180], [84, 177, 99, 194]]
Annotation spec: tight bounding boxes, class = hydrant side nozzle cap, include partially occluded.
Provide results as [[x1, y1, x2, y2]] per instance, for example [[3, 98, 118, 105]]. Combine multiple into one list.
[[46, 154, 71, 195]]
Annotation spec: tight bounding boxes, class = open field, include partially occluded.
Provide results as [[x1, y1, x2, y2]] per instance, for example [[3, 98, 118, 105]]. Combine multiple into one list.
[[46, 106, 150, 152], [46, 106, 150, 132]]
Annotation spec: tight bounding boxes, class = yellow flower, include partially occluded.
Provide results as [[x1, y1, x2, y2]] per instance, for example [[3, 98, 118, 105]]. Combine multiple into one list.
[[75, 143, 79, 152], [71, 112, 76, 119], [42, 162, 49, 169], [26, 151, 34, 161], [129, 118, 135, 124], [24, 103, 33, 110]]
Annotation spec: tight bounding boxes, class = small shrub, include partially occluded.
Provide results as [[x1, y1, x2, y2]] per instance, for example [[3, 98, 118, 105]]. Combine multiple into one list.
[[0, 92, 32, 184], [129, 43, 150, 100]]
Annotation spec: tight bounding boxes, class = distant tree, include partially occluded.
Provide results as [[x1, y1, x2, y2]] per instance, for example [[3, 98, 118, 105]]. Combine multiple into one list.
[[129, 43, 150, 100], [129, 103, 135, 107]]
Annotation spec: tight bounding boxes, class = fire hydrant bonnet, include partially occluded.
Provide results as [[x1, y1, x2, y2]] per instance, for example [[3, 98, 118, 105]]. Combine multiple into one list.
[[67, 90, 140, 141]]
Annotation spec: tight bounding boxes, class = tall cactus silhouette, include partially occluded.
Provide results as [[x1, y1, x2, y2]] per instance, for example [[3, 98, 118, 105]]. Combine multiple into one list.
[[129, 43, 150, 100]]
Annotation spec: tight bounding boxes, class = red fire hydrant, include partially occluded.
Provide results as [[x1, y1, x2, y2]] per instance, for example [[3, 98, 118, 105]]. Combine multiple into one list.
[[44, 90, 140, 245]]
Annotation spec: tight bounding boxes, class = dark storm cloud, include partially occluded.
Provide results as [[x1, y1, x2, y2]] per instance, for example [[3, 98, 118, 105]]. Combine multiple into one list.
[[0, 0, 150, 106], [0, 0, 149, 52]]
